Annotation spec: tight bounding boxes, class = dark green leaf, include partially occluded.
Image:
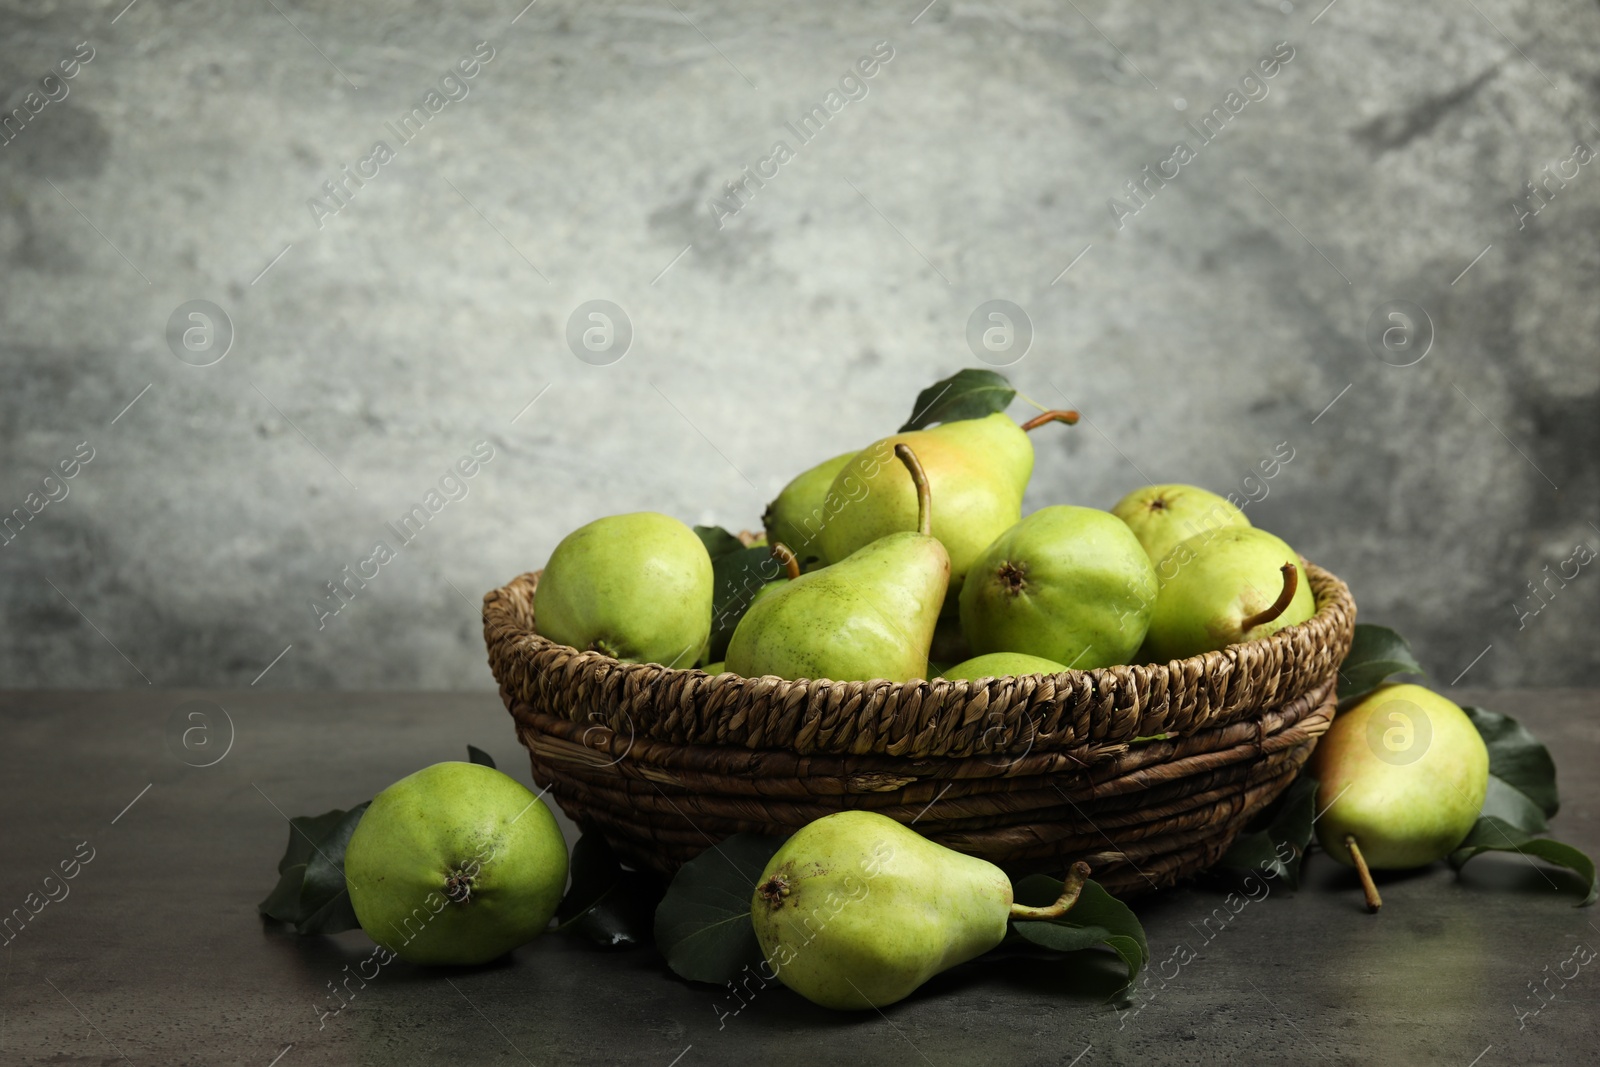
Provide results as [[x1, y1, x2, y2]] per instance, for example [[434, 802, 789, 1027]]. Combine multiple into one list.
[[569, 870, 663, 948], [555, 834, 663, 949], [655, 834, 785, 985], [1464, 705, 1559, 819], [466, 745, 496, 768], [1010, 876, 1148, 986], [257, 862, 305, 922], [899, 369, 1015, 432], [259, 802, 370, 936], [556, 833, 620, 924], [296, 879, 364, 936], [1450, 816, 1597, 906], [693, 525, 746, 562], [706, 546, 784, 663], [1216, 775, 1318, 887], [1479, 776, 1549, 835], [1336, 624, 1426, 701]]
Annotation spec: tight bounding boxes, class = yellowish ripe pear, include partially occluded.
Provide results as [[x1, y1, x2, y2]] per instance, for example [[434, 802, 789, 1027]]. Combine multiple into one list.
[[1310, 684, 1489, 912]]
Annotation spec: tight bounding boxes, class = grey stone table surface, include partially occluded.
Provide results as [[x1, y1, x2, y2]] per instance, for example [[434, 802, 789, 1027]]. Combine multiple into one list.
[[3, 687, 1597, 1066]]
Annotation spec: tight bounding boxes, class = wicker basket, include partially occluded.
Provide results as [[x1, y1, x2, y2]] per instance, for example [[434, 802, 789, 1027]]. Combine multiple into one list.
[[483, 563, 1356, 895]]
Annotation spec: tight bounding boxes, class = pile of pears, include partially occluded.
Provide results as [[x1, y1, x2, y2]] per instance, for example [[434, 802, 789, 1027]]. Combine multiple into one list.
[[531, 385, 1318, 685]]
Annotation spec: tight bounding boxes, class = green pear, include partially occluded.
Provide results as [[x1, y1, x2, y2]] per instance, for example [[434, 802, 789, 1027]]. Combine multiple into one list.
[[940, 652, 1069, 681], [762, 451, 856, 570], [1309, 684, 1489, 912], [959, 506, 1158, 670], [751, 811, 1089, 1009], [344, 762, 569, 965], [725, 446, 948, 683], [817, 411, 1077, 608], [1142, 527, 1315, 661], [702, 661, 727, 675], [1111, 483, 1250, 565], [534, 512, 713, 668]]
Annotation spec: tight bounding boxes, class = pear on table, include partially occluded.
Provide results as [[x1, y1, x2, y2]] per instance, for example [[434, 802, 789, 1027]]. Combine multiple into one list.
[[817, 410, 1078, 610], [1309, 684, 1489, 912], [1141, 527, 1316, 662], [751, 810, 1092, 1009], [725, 444, 949, 684]]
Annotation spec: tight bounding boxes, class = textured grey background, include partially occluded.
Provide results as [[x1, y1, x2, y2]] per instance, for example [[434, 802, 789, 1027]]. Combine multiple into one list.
[[1, 0, 1595, 690]]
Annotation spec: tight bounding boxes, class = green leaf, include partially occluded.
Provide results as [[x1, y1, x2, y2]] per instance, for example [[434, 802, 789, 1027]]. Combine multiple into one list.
[[1009, 876, 1148, 986], [655, 834, 784, 985], [1479, 776, 1549, 835], [899, 369, 1015, 432], [1450, 816, 1597, 906], [1336, 624, 1426, 701], [693, 525, 746, 562], [1216, 774, 1319, 887], [466, 745, 497, 768], [706, 545, 785, 663], [1463, 705, 1559, 819], [259, 802, 369, 936], [555, 834, 663, 949]]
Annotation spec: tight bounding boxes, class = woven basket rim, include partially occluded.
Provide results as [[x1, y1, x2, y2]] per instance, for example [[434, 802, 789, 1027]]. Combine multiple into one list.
[[484, 560, 1350, 690], [482, 560, 1356, 758]]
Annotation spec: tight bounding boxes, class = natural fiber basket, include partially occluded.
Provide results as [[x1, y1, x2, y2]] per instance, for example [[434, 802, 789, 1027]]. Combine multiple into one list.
[[483, 563, 1356, 895]]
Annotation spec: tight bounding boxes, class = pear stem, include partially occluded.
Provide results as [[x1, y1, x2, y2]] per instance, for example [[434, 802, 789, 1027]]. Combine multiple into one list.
[[1008, 861, 1092, 921], [1345, 835, 1382, 913], [769, 542, 801, 581], [1240, 563, 1300, 632], [1020, 409, 1080, 432], [893, 443, 933, 537]]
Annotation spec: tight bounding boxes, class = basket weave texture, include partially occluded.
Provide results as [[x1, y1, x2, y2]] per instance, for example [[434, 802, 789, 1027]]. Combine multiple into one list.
[[483, 563, 1356, 894]]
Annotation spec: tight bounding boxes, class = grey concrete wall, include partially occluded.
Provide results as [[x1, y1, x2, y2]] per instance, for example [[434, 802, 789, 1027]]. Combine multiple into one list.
[[1, 0, 1595, 691]]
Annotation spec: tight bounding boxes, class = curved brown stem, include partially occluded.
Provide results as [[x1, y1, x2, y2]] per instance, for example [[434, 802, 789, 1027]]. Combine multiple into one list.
[[1020, 409, 1080, 431], [769, 542, 801, 581], [894, 443, 933, 537], [1345, 836, 1382, 913], [1009, 861, 1091, 921], [1240, 563, 1299, 631]]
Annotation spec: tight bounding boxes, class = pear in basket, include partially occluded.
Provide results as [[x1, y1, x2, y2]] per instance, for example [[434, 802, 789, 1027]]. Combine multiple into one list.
[[959, 505, 1158, 670], [1141, 527, 1314, 662], [761, 451, 856, 571], [534, 512, 713, 668], [1111, 482, 1250, 566], [725, 445, 946, 683], [815, 410, 1078, 610]]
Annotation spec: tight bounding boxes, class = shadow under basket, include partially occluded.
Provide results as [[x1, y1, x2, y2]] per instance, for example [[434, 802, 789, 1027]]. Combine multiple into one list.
[[483, 564, 1356, 896]]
